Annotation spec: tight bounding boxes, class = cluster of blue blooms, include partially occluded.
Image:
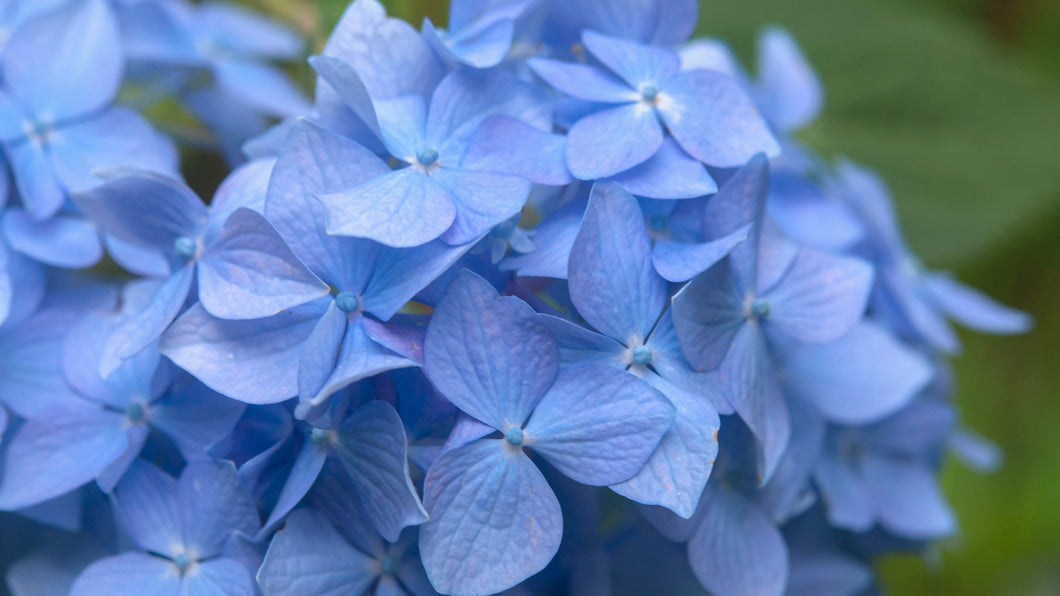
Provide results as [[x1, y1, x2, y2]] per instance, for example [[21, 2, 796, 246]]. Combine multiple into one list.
[[0, 0, 1032, 595]]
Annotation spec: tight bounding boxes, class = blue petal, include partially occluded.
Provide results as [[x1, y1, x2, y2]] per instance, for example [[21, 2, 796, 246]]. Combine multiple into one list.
[[434, 168, 531, 245], [814, 449, 874, 532], [148, 377, 247, 461], [213, 60, 311, 118], [265, 118, 390, 285], [0, 309, 83, 418], [721, 323, 790, 484], [761, 248, 873, 344], [500, 198, 584, 279], [160, 300, 327, 404], [644, 310, 733, 414], [105, 235, 170, 277], [657, 70, 780, 168], [922, 273, 1032, 335], [422, 16, 515, 69], [462, 115, 574, 185], [257, 509, 377, 596], [783, 321, 932, 424], [568, 182, 667, 341], [527, 58, 637, 103], [178, 459, 260, 558], [424, 270, 558, 429], [6, 139, 65, 221], [308, 55, 383, 140], [419, 439, 561, 595], [99, 266, 195, 377], [373, 96, 428, 161], [197, 2, 303, 59], [333, 400, 428, 542], [49, 107, 180, 194], [183, 559, 255, 596], [96, 425, 149, 493], [671, 261, 747, 371], [296, 302, 348, 402], [611, 379, 719, 518], [360, 240, 473, 321], [74, 172, 206, 256], [609, 138, 717, 200], [2, 0, 121, 120], [201, 158, 275, 224], [323, 0, 443, 100], [0, 404, 127, 510], [756, 27, 823, 132], [70, 552, 181, 596], [787, 550, 872, 596], [537, 314, 627, 366], [1, 210, 102, 269], [260, 437, 328, 535], [766, 172, 863, 251], [320, 167, 457, 248], [112, 459, 182, 556], [862, 455, 955, 539], [581, 31, 680, 88], [426, 68, 551, 154], [549, 0, 697, 46], [183, 87, 269, 166], [567, 102, 663, 180], [301, 319, 416, 409], [686, 482, 789, 596], [526, 364, 675, 485], [653, 226, 749, 283], [198, 208, 329, 320]]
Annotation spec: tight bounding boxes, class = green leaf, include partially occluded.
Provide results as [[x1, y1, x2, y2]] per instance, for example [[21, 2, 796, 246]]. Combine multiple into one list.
[[699, 0, 1060, 266]]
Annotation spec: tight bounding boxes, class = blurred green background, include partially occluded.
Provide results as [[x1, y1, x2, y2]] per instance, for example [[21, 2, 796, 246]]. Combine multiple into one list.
[[239, 0, 1060, 593]]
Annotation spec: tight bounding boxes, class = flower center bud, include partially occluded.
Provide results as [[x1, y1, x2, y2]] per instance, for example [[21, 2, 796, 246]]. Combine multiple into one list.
[[750, 299, 770, 318], [310, 428, 330, 444], [632, 345, 653, 366], [640, 84, 659, 102], [505, 427, 524, 447], [173, 552, 192, 573], [380, 555, 400, 576], [335, 291, 360, 313], [416, 148, 439, 167], [124, 402, 146, 424], [173, 236, 197, 260]]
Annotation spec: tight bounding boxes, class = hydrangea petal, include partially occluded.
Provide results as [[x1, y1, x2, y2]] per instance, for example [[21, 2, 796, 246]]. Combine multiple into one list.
[[581, 31, 680, 88], [178, 459, 260, 558], [420, 439, 561, 595], [70, 552, 181, 596], [922, 273, 1032, 334], [862, 455, 955, 539], [653, 226, 749, 283], [527, 58, 639, 103], [609, 138, 717, 200], [308, 55, 382, 140], [112, 459, 182, 556], [671, 261, 747, 372], [462, 115, 574, 186], [6, 140, 65, 222], [1, 210, 102, 269], [814, 450, 874, 532], [260, 438, 328, 534], [422, 16, 515, 69], [756, 27, 823, 132], [435, 168, 531, 245], [566, 102, 663, 180]]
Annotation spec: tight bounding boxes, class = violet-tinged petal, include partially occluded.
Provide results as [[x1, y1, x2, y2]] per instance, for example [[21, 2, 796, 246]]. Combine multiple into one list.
[[424, 270, 558, 429], [862, 455, 955, 539], [6, 140, 65, 221], [184, 559, 255, 596], [148, 380, 247, 461], [922, 273, 1032, 335], [307, 55, 382, 140], [160, 300, 327, 404], [333, 400, 428, 542], [652, 226, 749, 283], [70, 552, 181, 596], [320, 168, 456, 248], [756, 27, 823, 132], [301, 319, 416, 409], [658, 70, 780, 168], [569, 182, 667, 341], [527, 58, 638, 103], [198, 207, 329, 320], [687, 482, 788, 596], [500, 198, 584, 279], [96, 425, 149, 493], [566, 102, 663, 180], [2, 0, 121, 121], [671, 261, 746, 372], [373, 96, 428, 161], [213, 60, 310, 118], [178, 459, 260, 558], [260, 437, 328, 535], [581, 30, 680, 88], [538, 314, 627, 366], [112, 459, 182, 556], [1, 210, 102, 269], [813, 450, 874, 532], [422, 16, 515, 69], [609, 138, 717, 200], [462, 115, 574, 186], [420, 439, 561, 595], [435, 167, 531, 246]]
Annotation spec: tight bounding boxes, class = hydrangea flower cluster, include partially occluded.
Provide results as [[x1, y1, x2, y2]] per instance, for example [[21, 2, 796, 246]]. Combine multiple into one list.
[[0, 1, 1032, 595]]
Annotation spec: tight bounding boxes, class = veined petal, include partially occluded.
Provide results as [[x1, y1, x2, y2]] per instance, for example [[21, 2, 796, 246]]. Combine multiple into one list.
[[373, 96, 428, 161], [308, 55, 382, 140], [609, 138, 717, 200], [527, 58, 638, 103], [178, 460, 260, 559], [566, 102, 663, 180], [652, 226, 749, 283], [461, 115, 574, 186], [112, 459, 182, 556], [70, 552, 181, 596], [581, 30, 680, 88], [422, 16, 515, 69], [434, 168, 531, 246], [260, 437, 328, 535], [1, 210, 102, 269], [420, 439, 562, 595], [671, 261, 747, 372], [183, 559, 255, 596]]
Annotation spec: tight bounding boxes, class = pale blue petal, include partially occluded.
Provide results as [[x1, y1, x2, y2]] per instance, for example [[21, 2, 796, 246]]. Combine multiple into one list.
[[424, 270, 557, 429], [333, 400, 428, 542], [160, 300, 327, 403], [49, 107, 180, 193], [70, 552, 181, 596], [567, 102, 663, 180], [761, 248, 873, 344], [568, 182, 666, 341], [671, 261, 747, 371], [96, 425, 149, 493], [0, 404, 127, 510], [687, 482, 788, 596], [787, 550, 872, 596], [260, 438, 328, 534], [198, 208, 328, 320], [525, 364, 675, 486], [652, 226, 749, 283], [202, 158, 274, 224], [527, 58, 638, 103], [2, 0, 121, 120], [213, 60, 311, 118], [658, 70, 780, 167], [178, 459, 260, 558], [149, 378, 247, 460], [361, 240, 474, 321], [537, 313, 626, 366], [320, 168, 456, 248], [0, 309, 82, 418], [296, 302, 348, 402], [461, 115, 574, 185], [500, 198, 584, 279], [302, 320, 416, 408], [112, 459, 182, 556], [420, 439, 561, 595], [814, 450, 874, 532], [756, 27, 823, 132], [1, 210, 102, 269], [549, 0, 697, 46], [923, 273, 1032, 335], [6, 139, 65, 221], [422, 16, 514, 69], [182, 559, 255, 596], [308, 55, 382, 139], [609, 138, 716, 200], [257, 509, 377, 596], [645, 310, 733, 414], [435, 168, 531, 245], [197, 2, 303, 59], [862, 455, 955, 539], [373, 96, 428, 161], [582, 30, 680, 88], [783, 321, 932, 424]]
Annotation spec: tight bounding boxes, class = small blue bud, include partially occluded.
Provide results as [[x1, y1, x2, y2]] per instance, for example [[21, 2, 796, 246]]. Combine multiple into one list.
[[381, 555, 400, 576], [505, 427, 524, 447], [335, 291, 360, 313], [416, 147, 439, 166], [173, 553, 192, 572], [640, 84, 659, 102], [124, 402, 146, 424], [173, 236, 197, 260], [310, 428, 330, 444], [751, 299, 770, 318], [632, 345, 653, 366]]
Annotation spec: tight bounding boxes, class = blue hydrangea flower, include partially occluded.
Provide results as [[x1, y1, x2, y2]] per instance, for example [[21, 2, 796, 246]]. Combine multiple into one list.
[[529, 30, 780, 180], [419, 270, 674, 593], [421, 0, 537, 69], [0, 0, 178, 221]]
